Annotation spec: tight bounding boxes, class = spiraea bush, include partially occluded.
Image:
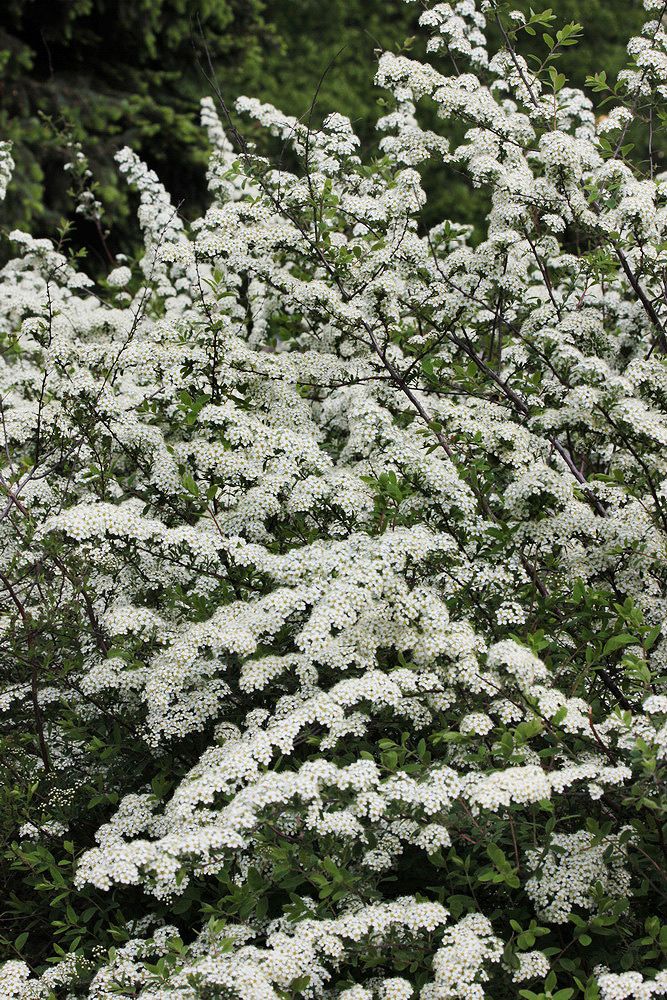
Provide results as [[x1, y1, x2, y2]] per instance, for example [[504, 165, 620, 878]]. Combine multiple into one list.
[[1, 1, 667, 997]]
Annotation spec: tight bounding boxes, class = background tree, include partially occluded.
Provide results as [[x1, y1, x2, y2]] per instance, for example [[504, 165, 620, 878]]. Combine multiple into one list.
[[0, 0, 648, 268]]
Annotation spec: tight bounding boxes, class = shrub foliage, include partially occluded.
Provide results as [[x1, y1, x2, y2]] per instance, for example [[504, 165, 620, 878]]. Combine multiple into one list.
[[0, 1, 667, 997], [0, 0, 648, 255]]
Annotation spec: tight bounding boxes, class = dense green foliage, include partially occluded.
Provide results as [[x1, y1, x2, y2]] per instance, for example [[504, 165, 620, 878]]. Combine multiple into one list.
[[0, 0, 647, 264]]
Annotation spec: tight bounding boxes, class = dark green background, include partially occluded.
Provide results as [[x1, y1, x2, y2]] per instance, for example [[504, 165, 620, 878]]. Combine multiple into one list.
[[0, 0, 646, 267]]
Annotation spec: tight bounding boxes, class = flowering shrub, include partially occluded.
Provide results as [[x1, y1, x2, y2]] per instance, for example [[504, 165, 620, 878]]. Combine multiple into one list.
[[1, 1, 667, 997]]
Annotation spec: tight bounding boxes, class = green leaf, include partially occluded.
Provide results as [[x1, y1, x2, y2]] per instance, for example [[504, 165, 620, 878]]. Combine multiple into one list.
[[603, 633, 637, 655], [487, 843, 506, 866], [290, 976, 311, 993], [14, 931, 28, 951], [181, 472, 200, 497]]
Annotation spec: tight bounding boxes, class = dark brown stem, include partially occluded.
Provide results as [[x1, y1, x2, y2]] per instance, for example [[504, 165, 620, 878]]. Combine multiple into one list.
[[0, 571, 52, 773]]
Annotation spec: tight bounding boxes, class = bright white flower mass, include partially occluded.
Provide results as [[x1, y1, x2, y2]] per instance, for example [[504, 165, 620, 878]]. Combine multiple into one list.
[[1, 0, 666, 996]]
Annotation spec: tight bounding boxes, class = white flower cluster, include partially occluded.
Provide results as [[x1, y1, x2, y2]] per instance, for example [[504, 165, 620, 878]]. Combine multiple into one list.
[[526, 830, 633, 923], [597, 970, 667, 1000], [1, 0, 666, 995], [0, 140, 14, 201], [423, 913, 503, 999], [84, 899, 450, 998]]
